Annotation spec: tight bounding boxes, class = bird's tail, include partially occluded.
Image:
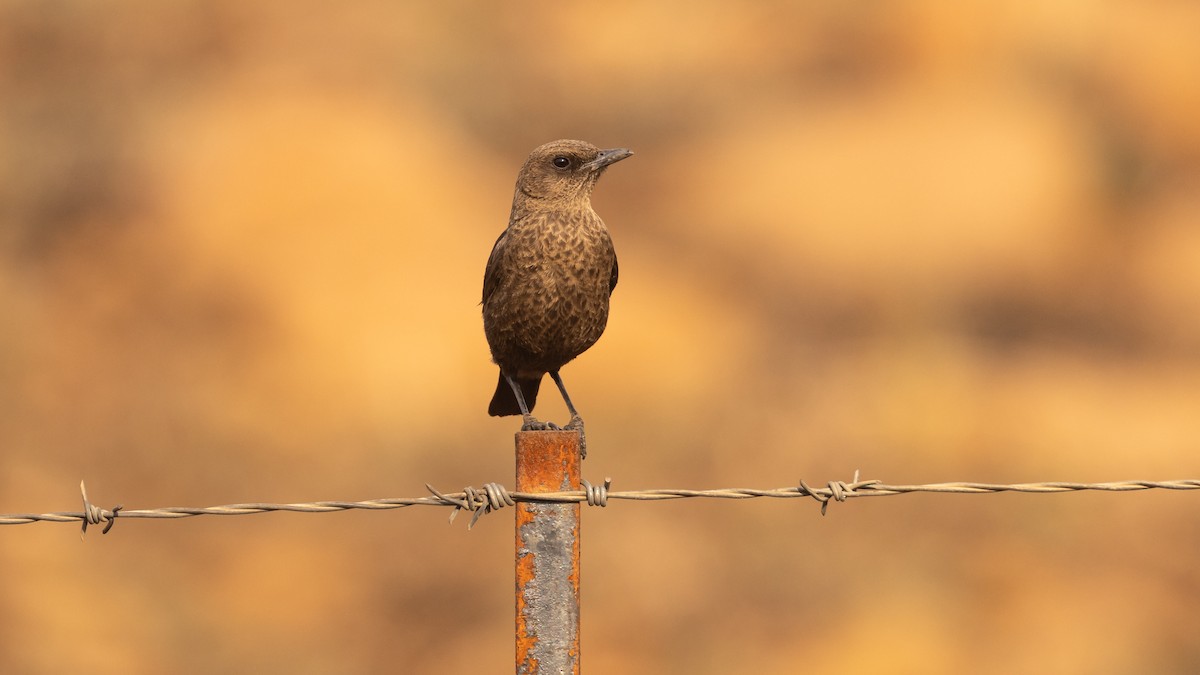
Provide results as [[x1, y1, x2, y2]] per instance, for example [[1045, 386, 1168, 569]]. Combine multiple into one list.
[[488, 372, 541, 417]]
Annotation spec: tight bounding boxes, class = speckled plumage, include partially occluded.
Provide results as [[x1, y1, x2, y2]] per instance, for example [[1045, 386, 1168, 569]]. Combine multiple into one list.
[[482, 140, 631, 432]]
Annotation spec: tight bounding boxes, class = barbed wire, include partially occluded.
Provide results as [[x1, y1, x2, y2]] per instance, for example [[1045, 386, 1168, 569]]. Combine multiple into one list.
[[3, 474, 1198, 536]]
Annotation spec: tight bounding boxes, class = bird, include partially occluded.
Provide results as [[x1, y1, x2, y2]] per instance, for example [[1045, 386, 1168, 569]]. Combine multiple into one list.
[[482, 139, 633, 457]]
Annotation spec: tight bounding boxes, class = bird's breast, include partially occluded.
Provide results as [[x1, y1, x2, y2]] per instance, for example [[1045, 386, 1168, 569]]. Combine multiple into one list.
[[484, 212, 615, 367]]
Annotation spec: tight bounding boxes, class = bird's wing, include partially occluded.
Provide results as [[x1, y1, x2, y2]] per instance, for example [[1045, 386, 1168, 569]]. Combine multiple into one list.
[[482, 229, 507, 305], [609, 248, 618, 295]]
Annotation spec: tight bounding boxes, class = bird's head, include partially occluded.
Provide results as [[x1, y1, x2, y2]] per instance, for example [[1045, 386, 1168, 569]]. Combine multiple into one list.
[[513, 139, 633, 209]]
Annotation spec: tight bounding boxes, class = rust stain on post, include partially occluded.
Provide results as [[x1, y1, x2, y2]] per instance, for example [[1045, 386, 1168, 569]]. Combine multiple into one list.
[[515, 430, 581, 674]]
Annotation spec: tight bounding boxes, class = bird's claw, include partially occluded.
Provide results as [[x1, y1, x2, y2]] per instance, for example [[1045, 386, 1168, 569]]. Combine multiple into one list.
[[564, 415, 587, 459], [520, 415, 587, 459], [520, 416, 553, 431]]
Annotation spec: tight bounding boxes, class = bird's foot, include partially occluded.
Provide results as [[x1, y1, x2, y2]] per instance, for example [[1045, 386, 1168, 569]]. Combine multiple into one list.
[[520, 415, 559, 432], [564, 415, 587, 459]]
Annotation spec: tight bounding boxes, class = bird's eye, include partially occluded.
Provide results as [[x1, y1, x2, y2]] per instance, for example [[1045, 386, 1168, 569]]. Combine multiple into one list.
[[552, 156, 571, 169]]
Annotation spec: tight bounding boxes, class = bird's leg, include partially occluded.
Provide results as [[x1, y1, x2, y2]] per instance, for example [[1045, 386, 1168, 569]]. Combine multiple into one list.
[[549, 370, 587, 458], [504, 373, 556, 431]]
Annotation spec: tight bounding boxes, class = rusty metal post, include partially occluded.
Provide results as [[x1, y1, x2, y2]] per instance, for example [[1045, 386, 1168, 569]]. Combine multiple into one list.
[[515, 430, 582, 674]]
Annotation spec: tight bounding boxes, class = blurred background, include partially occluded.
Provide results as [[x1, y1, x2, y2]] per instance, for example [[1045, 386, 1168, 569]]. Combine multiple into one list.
[[2, 1, 1199, 672]]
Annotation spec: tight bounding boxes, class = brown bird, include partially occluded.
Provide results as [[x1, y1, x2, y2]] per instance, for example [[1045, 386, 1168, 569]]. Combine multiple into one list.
[[482, 139, 632, 455]]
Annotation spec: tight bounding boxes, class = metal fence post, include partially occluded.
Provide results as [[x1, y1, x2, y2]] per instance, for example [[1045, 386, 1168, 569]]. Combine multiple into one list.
[[515, 430, 582, 674]]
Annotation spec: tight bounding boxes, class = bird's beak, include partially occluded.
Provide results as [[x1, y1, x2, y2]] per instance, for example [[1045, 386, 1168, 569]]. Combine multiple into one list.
[[583, 148, 633, 172]]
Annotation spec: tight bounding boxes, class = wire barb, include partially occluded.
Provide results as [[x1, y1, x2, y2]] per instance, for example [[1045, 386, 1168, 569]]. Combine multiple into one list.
[[797, 470, 882, 515], [79, 481, 122, 538], [424, 483, 469, 523], [426, 482, 515, 528], [582, 477, 611, 507], [467, 482, 514, 529]]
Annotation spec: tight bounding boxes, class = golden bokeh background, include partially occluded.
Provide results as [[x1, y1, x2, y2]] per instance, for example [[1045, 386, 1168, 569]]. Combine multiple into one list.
[[3, 1, 1199, 672]]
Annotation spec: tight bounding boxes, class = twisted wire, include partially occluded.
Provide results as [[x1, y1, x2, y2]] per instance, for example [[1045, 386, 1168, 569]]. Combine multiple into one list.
[[4, 477, 1198, 535]]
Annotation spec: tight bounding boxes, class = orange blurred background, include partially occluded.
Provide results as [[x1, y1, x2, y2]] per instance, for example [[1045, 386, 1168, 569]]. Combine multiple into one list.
[[2, 2, 1199, 672]]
